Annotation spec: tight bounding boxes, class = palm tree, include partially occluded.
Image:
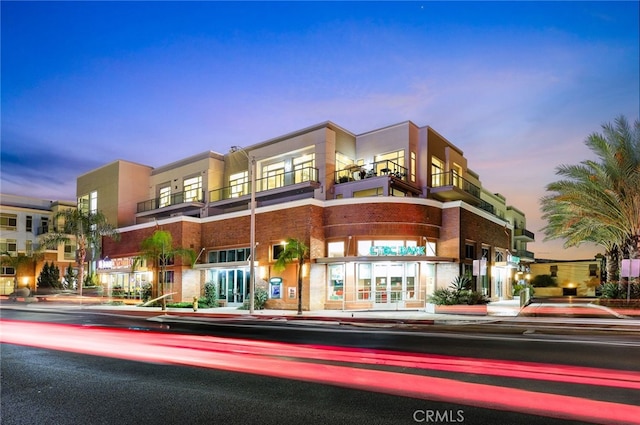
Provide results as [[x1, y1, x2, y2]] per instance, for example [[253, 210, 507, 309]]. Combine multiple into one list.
[[541, 115, 640, 277], [39, 209, 119, 298], [0, 251, 39, 297], [274, 237, 309, 315], [135, 229, 196, 311]]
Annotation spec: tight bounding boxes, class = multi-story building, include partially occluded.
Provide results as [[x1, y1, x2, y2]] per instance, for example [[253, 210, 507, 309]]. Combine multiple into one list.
[[0, 194, 77, 295], [84, 120, 535, 310]]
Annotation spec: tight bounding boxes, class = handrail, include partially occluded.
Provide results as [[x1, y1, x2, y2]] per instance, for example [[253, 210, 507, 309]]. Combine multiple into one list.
[[209, 166, 319, 202], [335, 160, 408, 184]]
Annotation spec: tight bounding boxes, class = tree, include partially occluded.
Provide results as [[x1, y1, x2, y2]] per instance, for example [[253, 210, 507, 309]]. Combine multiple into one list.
[[0, 251, 39, 296], [273, 237, 309, 315], [37, 262, 61, 292], [39, 209, 119, 299], [63, 264, 77, 290], [541, 115, 640, 278], [135, 230, 196, 311]]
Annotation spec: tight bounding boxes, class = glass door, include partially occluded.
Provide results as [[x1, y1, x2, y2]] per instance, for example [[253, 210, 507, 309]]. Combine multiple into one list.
[[373, 263, 405, 308]]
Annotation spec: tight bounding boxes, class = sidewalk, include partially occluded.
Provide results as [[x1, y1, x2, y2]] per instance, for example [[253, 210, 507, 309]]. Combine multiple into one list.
[[4, 297, 639, 324]]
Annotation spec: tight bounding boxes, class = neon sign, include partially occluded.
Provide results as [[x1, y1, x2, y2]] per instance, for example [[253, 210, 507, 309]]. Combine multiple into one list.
[[369, 246, 426, 256]]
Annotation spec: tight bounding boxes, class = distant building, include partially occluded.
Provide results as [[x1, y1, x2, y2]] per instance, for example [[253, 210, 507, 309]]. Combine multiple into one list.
[[79, 120, 535, 310], [529, 259, 603, 297], [0, 194, 77, 294]]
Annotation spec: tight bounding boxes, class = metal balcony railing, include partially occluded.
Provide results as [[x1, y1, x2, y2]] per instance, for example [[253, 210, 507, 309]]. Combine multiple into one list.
[[431, 171, 481, 198], [515, 228, 535, 240], [137, 191, 205, 213], [515, 249, 535, 259], [209, 166, 319, 202], [335, 160, 408, 184]]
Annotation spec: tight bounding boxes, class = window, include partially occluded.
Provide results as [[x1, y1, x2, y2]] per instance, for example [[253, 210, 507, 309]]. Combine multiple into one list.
[[159, 186, 171, 207], [272, 244, 285, 261], [263, 162, 285, 191], [550, 265, 558, 277], [25, 240, 33, 256], [431, 157, 444, 187], [410, 152, 416, 182], [425, 241, 437, 256], [90, 191, 98, 213], [229, 171, 249, 198], [64, 242, 75, 260], [327, 241, 344, 258], [293, 153, 315, 183], [589, 264, 597, 277], [465, 243, 476, 259], [183, 176, 202, 202], [406, 263, 417, 300], [328, 264, 344, 300], [375, 150, 405, 176], [2, 266, 16, 275], [0, 239, 17, 255], [452, 163, 463, 188], [26, 216, 33, 232], [39, 217, 49, 235], [357, 263, 372, 300], [0, 214, 17, 231], [208, 248, 251, 264], [495, 251, 504, 262]]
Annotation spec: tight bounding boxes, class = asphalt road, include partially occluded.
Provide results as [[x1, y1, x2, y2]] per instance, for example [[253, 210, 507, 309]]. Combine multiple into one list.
[[2, 308, 639, 425]]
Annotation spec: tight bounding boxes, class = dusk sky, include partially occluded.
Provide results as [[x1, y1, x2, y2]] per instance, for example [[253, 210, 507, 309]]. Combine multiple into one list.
[[1, 1, 638, 260]]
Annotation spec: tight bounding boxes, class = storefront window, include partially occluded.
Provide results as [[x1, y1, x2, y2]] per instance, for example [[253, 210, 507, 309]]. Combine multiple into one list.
[[328, 264, 344, 300], [327, 241, 344, 257], [405, 263, 417, 300], [357, 263, 371, 300]]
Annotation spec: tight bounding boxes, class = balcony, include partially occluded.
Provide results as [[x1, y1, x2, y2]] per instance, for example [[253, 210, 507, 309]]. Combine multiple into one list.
[[136, 191, 205, 219], [208, 166, 320, 211], [429, 171, 481, 205], [514, 228, 535, 242], [334, 160, 421, 197], [515, 249, 535, 261]]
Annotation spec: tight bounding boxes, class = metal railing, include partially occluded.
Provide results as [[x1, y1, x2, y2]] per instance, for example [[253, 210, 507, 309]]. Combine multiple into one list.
[[431, 171, 481, 198], [209, 166, 319, 202], [335, 160, 408, 184], [515, 228, 535, 239], [137, 191, 205, 213]]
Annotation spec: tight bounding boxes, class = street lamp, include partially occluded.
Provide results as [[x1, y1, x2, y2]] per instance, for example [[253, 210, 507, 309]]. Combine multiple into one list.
[[230, 146, 256, 314]]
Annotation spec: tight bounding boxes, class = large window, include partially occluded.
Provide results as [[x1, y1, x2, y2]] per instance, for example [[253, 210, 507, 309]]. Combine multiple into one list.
[[183, 176, 202, 202], [0, 239, 17, 255], [431, 157, 444, 187], [262, 162, 285, 191], [208, 248, 250, 264], [357, 263, 372, 300], [327, 241, 345, 257], [328, 264, 344, 300], [159, 185, 171, 207], [375, 150, 404, 176], [78, 190, 98, 214], [229, 171, 249, 198], [0, 214, 17, 231], [293, 153, 315, 183], [410, 152, 416, 182], [26, 216, 33, 233]]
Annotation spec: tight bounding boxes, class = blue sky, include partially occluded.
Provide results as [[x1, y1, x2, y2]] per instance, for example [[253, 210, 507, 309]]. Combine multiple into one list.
[[2, 1, 638, 260]]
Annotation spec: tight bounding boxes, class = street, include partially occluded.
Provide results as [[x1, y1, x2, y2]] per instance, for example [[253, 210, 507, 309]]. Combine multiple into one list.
[[1, 306, 639, 425]]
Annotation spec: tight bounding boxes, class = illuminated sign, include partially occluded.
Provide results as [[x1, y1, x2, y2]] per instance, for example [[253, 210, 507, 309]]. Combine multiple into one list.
[[369, 246, 426, 256], [98, 257, 134, 270]]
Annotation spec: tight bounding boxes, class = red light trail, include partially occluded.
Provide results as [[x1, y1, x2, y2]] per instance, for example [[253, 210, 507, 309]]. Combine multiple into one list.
[[2, 319, 639, 425]]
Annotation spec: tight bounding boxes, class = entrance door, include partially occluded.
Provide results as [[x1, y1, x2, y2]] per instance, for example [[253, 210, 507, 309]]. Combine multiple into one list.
[[373, 263, 405, 309], [215, 269, 247, 306]]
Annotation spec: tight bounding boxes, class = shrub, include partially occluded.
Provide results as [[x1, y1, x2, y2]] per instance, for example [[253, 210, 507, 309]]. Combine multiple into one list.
[[239, 287, 269, 310], [599, 282, 640, 299], [111, 285, 124, 298], [531, 274, 557, 287], [141, 282, 152, 302], [428, 288, 458, 305], [203, 281, 219, 308]]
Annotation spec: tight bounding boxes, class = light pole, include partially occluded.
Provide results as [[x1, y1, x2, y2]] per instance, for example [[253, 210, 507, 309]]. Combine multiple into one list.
[[230, 146, 256, 314]]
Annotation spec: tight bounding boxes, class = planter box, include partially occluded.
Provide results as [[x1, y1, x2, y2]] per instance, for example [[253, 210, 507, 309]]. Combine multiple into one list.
[[434, 304, 487, 316]]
